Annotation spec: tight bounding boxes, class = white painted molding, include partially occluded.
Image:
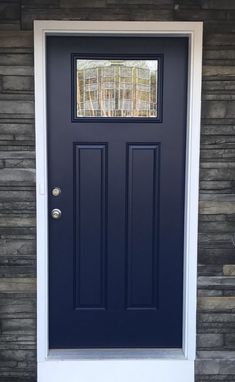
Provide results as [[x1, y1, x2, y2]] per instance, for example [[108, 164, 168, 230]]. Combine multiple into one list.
[[34, 20, 203, 382]]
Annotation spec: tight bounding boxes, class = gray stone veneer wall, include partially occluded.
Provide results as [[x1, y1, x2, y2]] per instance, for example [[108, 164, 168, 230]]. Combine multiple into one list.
[[0, 0, 235, 381]]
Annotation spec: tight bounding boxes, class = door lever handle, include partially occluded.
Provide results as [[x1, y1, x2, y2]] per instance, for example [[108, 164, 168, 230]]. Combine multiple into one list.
[[51, 208, 62, 219]]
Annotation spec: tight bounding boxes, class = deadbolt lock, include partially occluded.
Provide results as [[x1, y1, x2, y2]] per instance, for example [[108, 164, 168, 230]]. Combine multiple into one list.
[[51, 208, 62, 220], [52, 187, 61, 197]]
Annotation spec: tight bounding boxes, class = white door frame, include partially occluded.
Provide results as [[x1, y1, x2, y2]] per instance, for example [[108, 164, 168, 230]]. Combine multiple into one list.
[[34, 20, 203, 382]]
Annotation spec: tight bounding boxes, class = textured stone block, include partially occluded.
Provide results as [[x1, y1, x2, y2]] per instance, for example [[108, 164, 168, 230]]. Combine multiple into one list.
[[2, 76, 34, 92], [197, 351, 235, 360], [0, 100, 34, 115], [199, 248, 235, 265], [225, 334, 235, 348], [224, 265, 235, 276], [0, 278, 36, 292], [201, 135, 235, 147], [0, 2, 20, 21], [201, 149, 235, 162], [198, 265, 223, 276], [0, 123, 34, 137], [21, 7, 173, 30], [0, 216, 35, 228], [199, 233, 235, 248], [197, 333, 224, 348], [22, 0, 59, 5], [0, 265, 35, 277], [0, 333, 35, 344], [198, 290, 223, 297], [0, 257, 35, 270], [198, 297, 235, 311], [0, 239, 35, 256], [202, 0, 235, 10], [196, 358, 235, 375], [198, 276, 235, 289], [0, 32, 33, 48], [205, 34, 235, 46], [204, 49, 235, 60], [174, 7, 227, 21], [0, 189, 35, 201], [203, 80, 235, 92], [200, 180, 233, 193], [0, 22, 20, 31], [0, 349, 35, 362], [199, 201, 235, 214], [198, 313, 235, 324], [0, 53, 33, 66], [4, 159, 35, 168], [0, 169, 35, 186], [200, 168, 235, 181], [0, 227, 36, 236], [0, 202, 35, 214], [199, 220, 235, 234], [201, 125, 235, 135], [203, 65, 235, 77], [1, 317, 35, 333], [201, 163, 235, 170], [0, 66, 33, 75], [60, 0, 106, 7], [202, 101, 235, 119]]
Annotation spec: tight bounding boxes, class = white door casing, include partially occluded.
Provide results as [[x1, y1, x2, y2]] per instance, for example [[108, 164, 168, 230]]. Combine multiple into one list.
[[34, 20, 203, 382]]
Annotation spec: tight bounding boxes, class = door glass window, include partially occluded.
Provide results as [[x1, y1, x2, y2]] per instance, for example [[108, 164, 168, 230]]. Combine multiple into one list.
[[76, 59, 158, 118]]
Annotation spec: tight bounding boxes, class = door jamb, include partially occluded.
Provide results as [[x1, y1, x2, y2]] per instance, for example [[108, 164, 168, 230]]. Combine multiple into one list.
[[34, 20, 203, 382]]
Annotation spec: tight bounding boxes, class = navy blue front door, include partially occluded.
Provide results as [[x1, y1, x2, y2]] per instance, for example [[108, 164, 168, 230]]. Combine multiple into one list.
[[47, 36, 188, 348]]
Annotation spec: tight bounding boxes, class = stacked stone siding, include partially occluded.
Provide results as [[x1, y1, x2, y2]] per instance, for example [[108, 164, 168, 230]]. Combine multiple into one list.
[[0, 1, 235, 381]]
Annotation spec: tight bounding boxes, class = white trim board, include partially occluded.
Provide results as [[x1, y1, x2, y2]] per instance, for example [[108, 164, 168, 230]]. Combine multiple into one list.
[[34, 20, 203, 382]]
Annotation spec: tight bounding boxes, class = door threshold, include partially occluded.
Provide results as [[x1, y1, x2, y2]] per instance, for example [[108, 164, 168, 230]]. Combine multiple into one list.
[[48, 348, 185, 360]]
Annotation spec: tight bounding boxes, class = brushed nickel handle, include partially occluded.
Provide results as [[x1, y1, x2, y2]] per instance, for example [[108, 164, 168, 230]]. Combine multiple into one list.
[[51, 208, 62, 219]]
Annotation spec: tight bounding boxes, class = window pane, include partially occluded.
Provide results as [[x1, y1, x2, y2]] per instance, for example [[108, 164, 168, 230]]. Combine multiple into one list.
[[76, 59, 158, 118]]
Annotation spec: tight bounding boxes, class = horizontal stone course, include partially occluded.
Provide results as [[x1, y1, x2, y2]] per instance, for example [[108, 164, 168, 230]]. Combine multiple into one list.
[[198, 297, 235, 311], [199, 201, 235, 214], [200, 168, 235, 181], [197, 333, 224, 348], [203, 65, 235, 77], [196, 358, 235, 375], [0, 2, 20, 21], [202, 101, 235, 119], [2, 76, 34, 92], [0, 168, 35, 185], [0, 239, 35, 256], [0, 278, 36, 292], [202, 0, 235, 10], [198, 276, 235, 285], [200, 181, 235, 193], [224, 265, 235, 276], [0, 53, 33, 66], [0, 32, 33, 48], [0, 123, 34, 136], [201, 135, 235, 147], [21, 7, 174, 30], [60, 0, 106, 7], [199, 233, 235, 248], [204, 33, 235, 46], [0, 66, 33, 75], [0, 100, 34, 115], [198, 248, 235, 265]]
